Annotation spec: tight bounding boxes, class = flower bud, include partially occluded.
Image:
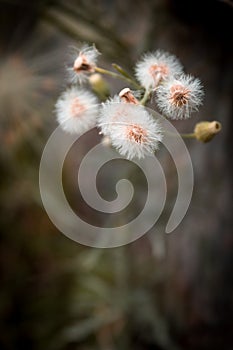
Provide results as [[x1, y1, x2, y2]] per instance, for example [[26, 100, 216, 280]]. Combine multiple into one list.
[[89, 73, 110, 100], [194, 121, 222, 142]]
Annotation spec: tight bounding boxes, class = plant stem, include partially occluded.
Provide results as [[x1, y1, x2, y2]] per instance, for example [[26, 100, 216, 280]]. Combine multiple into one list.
[[95, 67, 140, 89], [180, 133, 196, 138], [140, 89, 151, 105], [164, 131, 196, 139], [112, 63, 141, 89]]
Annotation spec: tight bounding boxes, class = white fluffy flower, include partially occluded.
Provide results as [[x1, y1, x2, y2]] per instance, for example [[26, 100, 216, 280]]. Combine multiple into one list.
[[98, 100, 163, 159], [55, 86, 98, 134], [97, 95, 121, 135], [135, 50, 183, 90], [67, 44, 100, 84], [156, 74, 204, 120]]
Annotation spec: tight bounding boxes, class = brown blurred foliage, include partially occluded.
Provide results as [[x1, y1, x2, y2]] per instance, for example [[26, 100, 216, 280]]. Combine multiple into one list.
[[0, 0, 232, 349]]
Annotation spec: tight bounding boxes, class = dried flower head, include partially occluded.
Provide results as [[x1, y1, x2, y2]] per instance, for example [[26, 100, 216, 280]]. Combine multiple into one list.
[[98, 101, 162, 159], [89, 73, 110, 99], [135, 50, 183, 90], [156, 74, 204, 120], [119, 88, 140, 104], [55, 87, 98, 134], [67, 44, 100, 84]]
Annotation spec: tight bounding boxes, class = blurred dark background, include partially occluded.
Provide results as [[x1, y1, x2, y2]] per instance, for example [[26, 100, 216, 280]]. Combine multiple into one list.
[[0, 0, 232, 349]]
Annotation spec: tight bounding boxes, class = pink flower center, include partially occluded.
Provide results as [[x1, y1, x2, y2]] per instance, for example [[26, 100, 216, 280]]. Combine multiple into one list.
[[73, 54, 94, 73], [126, 124, 147, 144], [70, 98, 86, 117], [169, 84, 190, 107], [149, 64, 169, 81]]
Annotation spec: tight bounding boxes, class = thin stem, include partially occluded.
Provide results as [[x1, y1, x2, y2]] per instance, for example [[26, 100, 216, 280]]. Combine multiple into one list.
[[180, 133, 196, 138], [112, 63, 141, 89], [95, 67, 123, 78], [164, 131, 196, 139], [140, 89, 151, 105], [95, 67, 140, 89], [55, 2, 128, 54], [43, 12, 82, 42]]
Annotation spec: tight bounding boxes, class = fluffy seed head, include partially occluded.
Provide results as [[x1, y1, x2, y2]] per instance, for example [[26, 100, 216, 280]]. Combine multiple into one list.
[[98, 101, 163, 159], [67, 44, 100, 84], [135, 50, 183, 90], [97, 95, 122, 136], [156, 74, 204, 120], [55, 86, 98, 134]]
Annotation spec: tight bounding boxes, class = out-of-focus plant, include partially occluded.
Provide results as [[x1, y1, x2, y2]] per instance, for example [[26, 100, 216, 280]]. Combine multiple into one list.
[[0, 1, 230, 350]]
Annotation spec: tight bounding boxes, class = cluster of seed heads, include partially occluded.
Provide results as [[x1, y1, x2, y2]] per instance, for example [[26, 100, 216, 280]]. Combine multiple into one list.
[[55, 44, 205, 160]]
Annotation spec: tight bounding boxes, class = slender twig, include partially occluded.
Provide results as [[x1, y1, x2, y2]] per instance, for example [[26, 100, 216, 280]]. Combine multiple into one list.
[[164, 130, 196, 139], [53, 2, 128, 53], [180, 133, 196, 138], [140, 89, 151, 105], [112, 63, 141, 88], [43, 11, 85, 42], [95, 67, 141, 89]]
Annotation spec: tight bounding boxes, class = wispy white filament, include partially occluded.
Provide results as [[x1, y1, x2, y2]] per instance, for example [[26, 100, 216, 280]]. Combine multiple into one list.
[[98, 100, 163, 159], [135, 50, 183, 90], [67, 44, 100, 84], [156, 74, 204, 119]]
